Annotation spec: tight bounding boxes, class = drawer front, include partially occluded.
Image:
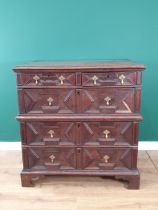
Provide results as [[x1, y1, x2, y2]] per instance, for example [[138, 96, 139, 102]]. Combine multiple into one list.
[[23, 121, 76, 146], [79, 121, 136, 146], [21, 121, 137, 146], [82, 72, 138, 86], [17, 73, 76, 86], [22, 146, 136, 171], [82, 147, 136, 170], [19, 87, 139, 114], [79, 87, 137, 114], [19, 88, 76, 114], [24, 147, 76, 170]]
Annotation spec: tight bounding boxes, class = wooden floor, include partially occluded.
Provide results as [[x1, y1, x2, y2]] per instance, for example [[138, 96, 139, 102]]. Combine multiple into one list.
[[0, 151, 158, 210]]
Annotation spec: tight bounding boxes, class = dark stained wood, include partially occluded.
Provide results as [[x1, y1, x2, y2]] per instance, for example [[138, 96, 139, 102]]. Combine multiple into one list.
[[78, 87, 136, 114], [21, 173, 45, 187], [20, 121, 139, 146], [18, 87, 139, 114], [18, 88, 76, 114], [21, 173, 34, 187], [16, 71, 141, 87], [23, 121, 76, 146], [16, 114, 143, 121], [115, 173, 140, 189], [13, 60, 144, 189], [13, 60, 145, 72], [17, 72, 76, 86], [82, 72, 137, 86], [21, 146, 137, 171]]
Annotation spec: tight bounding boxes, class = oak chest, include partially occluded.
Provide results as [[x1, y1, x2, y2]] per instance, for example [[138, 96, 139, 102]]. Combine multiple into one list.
[[13, 60, 145, 189]]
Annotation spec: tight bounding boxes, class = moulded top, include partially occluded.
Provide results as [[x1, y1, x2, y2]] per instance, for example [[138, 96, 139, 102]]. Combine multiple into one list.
[[13, 59, 145, 72], [16, 114, 143, 122]]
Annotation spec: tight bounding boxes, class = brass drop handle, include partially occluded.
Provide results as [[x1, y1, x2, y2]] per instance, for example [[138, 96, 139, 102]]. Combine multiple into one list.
[[92, 75, 98, 85], [48, 130, 55, 138], [103, 155, 110, 163], [58, 75, 65, 85], [33, 75, 40, 85], [49, 154, 55, 163], [103, 129, 110, 139], [119, 74, 126, 85], [47, 97, 54, 106], [104, 96, 111, 106]]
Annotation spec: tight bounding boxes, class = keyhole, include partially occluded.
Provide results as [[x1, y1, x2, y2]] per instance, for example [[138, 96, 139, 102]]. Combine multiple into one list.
[[77, 148, 81, 153]]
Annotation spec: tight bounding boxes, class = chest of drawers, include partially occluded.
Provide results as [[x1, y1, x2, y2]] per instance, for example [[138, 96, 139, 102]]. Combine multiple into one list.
[[13, 60, 144, 189]]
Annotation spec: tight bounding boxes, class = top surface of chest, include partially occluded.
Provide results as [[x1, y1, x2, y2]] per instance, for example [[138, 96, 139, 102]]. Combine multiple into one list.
[[13, 60, 145, 71]]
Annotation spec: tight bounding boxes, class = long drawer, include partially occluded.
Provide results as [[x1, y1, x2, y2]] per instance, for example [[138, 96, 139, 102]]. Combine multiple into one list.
[[22, 146, 137, 171], [18, 87, 141, 114], [20, 121, 138, 146]]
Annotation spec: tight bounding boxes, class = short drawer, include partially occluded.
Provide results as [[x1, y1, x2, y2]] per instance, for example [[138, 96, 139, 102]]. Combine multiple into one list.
[[82, 147, 137, 170], [18, 88, 76, 114], [17, 72, 76, 86], [21, 121, 138, 146], [23, 147, 76, 170], [82, 72, 139, 86]]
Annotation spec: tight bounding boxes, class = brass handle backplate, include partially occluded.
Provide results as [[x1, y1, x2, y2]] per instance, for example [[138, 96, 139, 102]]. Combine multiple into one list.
[[92, 75, 98, 85], [47, 97, 54, 106], [119, 74, 126, 85], [33, 75, 40, 85], [48, 130, 55, 138], [103, 155, 110, 163], [58, 75, 65, 85], [49, 154, 55, 163], [103, 129, 110, 139], [104, 96, 111, 106]]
